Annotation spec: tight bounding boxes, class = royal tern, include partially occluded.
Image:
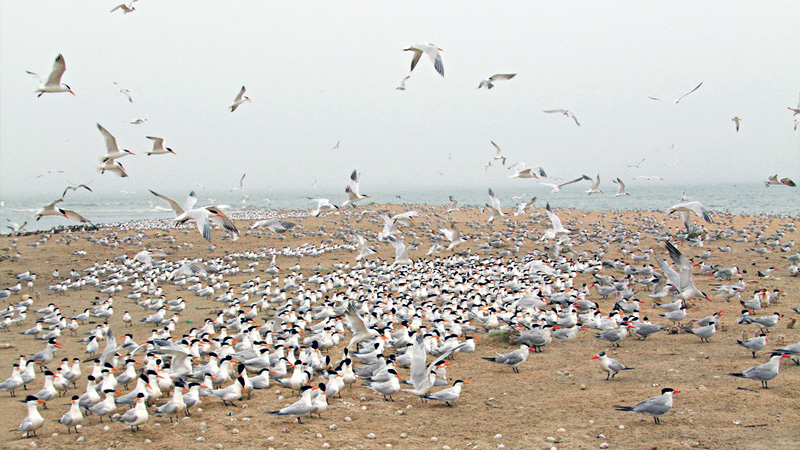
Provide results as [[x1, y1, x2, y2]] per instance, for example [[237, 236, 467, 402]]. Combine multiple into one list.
[[477, 73, 516, 90], [446, 195, 459, 213], [266, 385, 318, 423], [364, 368, 402, 401], [145, 136, 175, 155], [490, 141, 507, 165], [541, 203, 569, 241], [113, 81, 133, 103], [115, 392, 149, 431], [658, 241, 711, 302], [737, 333, 767, 358], [513, 197, 537, 216], [250, 219, 297, 233], [627, 158, 645, 168], [34, 199, 92, 224], [354, 234, 377, 261], [439, 223, 467, 250], [27, 54, 74, 97], [732, 116, 741, 132], [230, 173, 246, 191], [58, 395, 83, 434], [683, 322, 716, 342], [543, 109, 580, 126], [396, 75, 410, 91], [130, 118, 147, 124], [666, 201, 713, 230], [0, 365, 23, 396], [61, 184, 92, 199], [308, 197, 340, 216], [485, 188, 504, 222], [509, 162, 546, 179], [648, 82, 703, 103], [729, 353, 790, 388], [404, 44, 444, 77], [482, 344, 532, 373], [13, 396, 46, 437], [343, 170, 370, 206], [422, 379, 469, 406], [585, 174, 603, 194], [97, 123, 135, 163], [763, 174, 796, 187], [98, 160, 129, 178], [593, 352, 634, 380], [537, 175, 591, 193], [386, 235, 412, 266], [614, 388, 678, 424], [229, 86, 251, 112], [150, 190, 239, 241], [345, 301, 380, 350], [612, 178, 630, 196]]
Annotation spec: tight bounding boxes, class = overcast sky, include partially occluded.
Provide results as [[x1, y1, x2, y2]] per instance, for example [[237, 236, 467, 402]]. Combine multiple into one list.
[[1, 1, 798, 200]]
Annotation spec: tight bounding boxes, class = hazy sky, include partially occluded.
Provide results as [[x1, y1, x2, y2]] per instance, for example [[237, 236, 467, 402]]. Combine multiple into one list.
[[1, 1, 798, 200]]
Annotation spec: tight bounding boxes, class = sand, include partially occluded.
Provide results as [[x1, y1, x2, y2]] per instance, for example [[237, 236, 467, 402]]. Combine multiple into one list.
[[0, 205, 798, 450]]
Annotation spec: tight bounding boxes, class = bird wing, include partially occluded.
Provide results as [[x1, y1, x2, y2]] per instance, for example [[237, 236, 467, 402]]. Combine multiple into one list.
[[183, 191, 198, 212], [490, 141, 502, 157], [239, 173, 246, 189], [489, 73, 516, 82], [543, 109, 567, 114], [545, 203, 565, 232], [62, 209, 92, 223], [149, 190, 185, 216], [348, 170, 360, 196], [408, 333, 428, 388], [45, 54, 67, 87], [664, 241, 692, 271], [678, 82, 703, 101], [559, 175, 591, 188], [408, 48, 423, 73], [233, 86, 246, 102], [488, 188, 502, 212], [429, 48, 444, 77], [146, 136, 164, 148], [97, 123, 119, 154], [569, 112, 581, 126], [345, 301, 370, 335]]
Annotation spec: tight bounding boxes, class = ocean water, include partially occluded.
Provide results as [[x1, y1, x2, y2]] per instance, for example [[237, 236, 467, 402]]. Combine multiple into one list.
[[1, 183, 797, 233]]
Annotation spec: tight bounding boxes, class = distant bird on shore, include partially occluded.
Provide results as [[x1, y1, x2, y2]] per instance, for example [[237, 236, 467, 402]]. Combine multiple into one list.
[[97, 123, 135, 163], [404, 44, 444, 77], [113, 82, 133, 103], [648, 81, 703, 103], [27, 54, 74, 97], [732, 116, 741, 132], [477, 73, 517, 90], [764, 174, 796, 187], [543, 109, 580, 126], [229, 86, 251, 112], [146, 136, 175, 156]]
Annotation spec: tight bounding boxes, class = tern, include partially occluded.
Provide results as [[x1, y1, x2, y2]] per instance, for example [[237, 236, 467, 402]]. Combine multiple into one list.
[[541, 203, 569, 241], [627, 158, 645, 168], [97, 123, 135, 163], [485, 188, 504, 222], [34, 199, 92, 224], [27, 54, 75, 97], [729, 353, 790, 388], [58, 395, 83, 434], [115, 392, 149, 431], [13, 396, 46, 438], [396, 75, 410, 91], [145, 136, 175, 156], [490, 141, 507, 165], [308, 197, 340, 216], [666, 201, 713, 230], [593, 352, 634, 380], [763, 174, 796, 187], [229, 86, 251, 112], [477, 73, 516, 90], [513, 197, 537, 216], [614, 388, 678, 424], [111, 1, 137, 14], [445, 195, 459, 213], [737, 333, 767, 358], [612, 178, 630, 196], [343, 170, 370, 206], [230, 173, 246, 191], [538, 175, 592, 193], [732, 116, 741, 132], [482, 344, 532, 373], [250, 219, 297, 233], [422, 380, 469, 406], [266, 385, 318, 423], [98, 160, 129, 177], [585, 174, 603, 194], [634, 175, 664, 181], [354, 234, 377, 261], [439, 223, 467, 250], [113, 82, 133, 103], [149, 190, 239, 241], [386, 235, 412, 266], [61, 184, 92, 199], [648, 82, 703, 103], [404, 44, 444, 77], [543, 109, 580, 126], [344, 301, 380, 350], [509, 162, 546, 179], [658, 241, 711, 302]]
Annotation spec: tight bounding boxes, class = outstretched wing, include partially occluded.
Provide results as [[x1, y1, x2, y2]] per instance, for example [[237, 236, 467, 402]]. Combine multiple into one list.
[[149, 190, 185, 216]]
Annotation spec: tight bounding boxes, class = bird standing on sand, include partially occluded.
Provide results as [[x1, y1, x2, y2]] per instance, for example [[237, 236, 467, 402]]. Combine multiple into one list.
[[13, 396, 46, 437], [422, 380, 469, 406], [593, 352, 634, 380], [482, 344, 532, 373], [729, 353, 790, 388], [266, 385, 318, 423], [614, 388, 678, 424]]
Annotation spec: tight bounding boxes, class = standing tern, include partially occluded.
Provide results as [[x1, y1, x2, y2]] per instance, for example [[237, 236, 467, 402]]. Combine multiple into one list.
[[477, 73, 517, 90], [648, 82, 703, 103], [58, 395, 83, 434], [729, 353, 790, 388], [593, 352, 634, 380], [422, 380, 469, 406], [737, 333, 767, 358], [543, 109, 580, 126], [27, 54, 75, 97], [614, 388, 678, 424], [115, 392, 149, 431], [13, 396, 47, 438], [404, 44, 444, 77], [229, 86, 251, 112], [482, 344, 532, 373], [97, 123, 135, 163], [146, 136, 175, 155], [266, 385, 318, 423]]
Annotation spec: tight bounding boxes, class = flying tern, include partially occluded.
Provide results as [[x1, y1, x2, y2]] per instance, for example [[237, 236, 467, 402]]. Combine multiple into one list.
[[97, 123, 135, 163], [404, 44, 444, 77], [229, 86, 251, 112], [27, 54, 74, 97], [649, 82, 703, 103], [146, 137, 175, 156], [543, 109, 580, 126], [477, 73, 516, 90]]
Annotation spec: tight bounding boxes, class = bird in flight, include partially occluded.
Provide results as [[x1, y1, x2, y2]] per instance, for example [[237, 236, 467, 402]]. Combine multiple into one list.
[[649, 82, 703, 103], [732, 116, 741, 132], [396, 76, 410, 91], [229, 86, 251, 112], [113, 82, 133, 103], [543, 109, 580, 126], [490, 141, 507, 165], [230, 174, 246, 191], [27, 54, 75, 97], [111, 1, 137, 14], [627, 158, 645, 168], [477, 73, 517, 90], [61, 184, 92, 199], [404, 44, 444, 77]]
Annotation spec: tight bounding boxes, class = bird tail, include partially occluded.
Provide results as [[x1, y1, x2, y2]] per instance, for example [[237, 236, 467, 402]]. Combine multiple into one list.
[[728, 372, 745, 378], [265, 411, 282, 416], [737, 317, 752, 325], [620, 367, 635, 371], [613, 405, 634, 412], [481, 357, 497, 363]]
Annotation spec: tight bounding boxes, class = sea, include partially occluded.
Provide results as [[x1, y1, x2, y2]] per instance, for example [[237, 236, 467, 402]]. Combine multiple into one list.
[[1, 183, 798, 233]]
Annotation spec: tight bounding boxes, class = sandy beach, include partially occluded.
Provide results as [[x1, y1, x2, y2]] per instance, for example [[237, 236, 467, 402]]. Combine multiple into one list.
[[0, 204, 798, 450]]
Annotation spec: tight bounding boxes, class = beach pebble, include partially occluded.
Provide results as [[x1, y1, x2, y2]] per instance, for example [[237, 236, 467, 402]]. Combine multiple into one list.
[[322, 444, 330, 449], [76, 437, 85, 443], [231, 429, 240, 434], [274, 390, 282, 395], [360, 397, 367, 402], [278, 395, 285, 400], [51, 433, 58, 437], [242, 418, 251, 423], [580, 384, 587, 390], [197, 408, 203, 413], [329, 424, 338, 430], [196, 437, 206, 442], [387, 445, 393, 449], [406, 404, 413, 409], [215, 445, 223, 449], [266, 437, 275, 442], [600, 443, 610, 449], [498, 445, 506, 450], [494, 434, 502, 439], [400, 433, 408, 439], [618, 425, 625, 430], [362, 406, 367, 410], [145, 439, 152, 444], [547, 437, 556, 442], [431, 437, 439, 442], [316, 433, 323, 439], [366, 433, 376, 440], [557, 428, 566, 433], [344, 416, 352, 422], [28, 443, 36, 448], [442, 446, 450, 450], [395, 410, 404, 415], [103, 426, 110, 431], [597, 434, 606, 439], [282, 427, 290, 433]]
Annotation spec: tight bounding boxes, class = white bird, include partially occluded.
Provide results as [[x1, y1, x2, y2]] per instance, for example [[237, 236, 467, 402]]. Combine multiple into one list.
[[422, 380, 469, 406], [445, 195, 459, 213], [585, 174, 603, 194], [266, 385, 318, 423], [729, 353, 791, 389], [634, 175, 664, 181], [477, 73, 517, 90], [113, 82, 133, 103], [509, 162, 546, 179], [111, 1, 137, 14], [732, 116, 741, 132], [543, 109, 580, 126], [404, 44, 444, 77], [149, 190, 239, 241], [97, 123, 135, 163], [58, 395, 83, 434], [34, 199, 91, 224], [343, 170, 370, 206], [230, 173, 246, 191], [115, 392, 149, 431], [666, 201, 713, 230], [7, 220, 28, 235], [592, 352, 634, 380], [541, 203, 569, 241], [355, 234, 377, 261], [649, 81, 703, 103], [658, 241, 711, 302], [537, 175, 591, 193], [612, 178, 630, 196], [490, 141, 506, 165], [386, 235, 412, 267], [439, 223, 467, 250], [485, 188, 504, 222], [614, 388, 678, 424], [98, 160, 129, 178], [13, 396, 46, 437], [146, 137, 175, 156], [250, 219, 297, 233], [345, 301, 380, 350], [229, 86, 251, 112], [763, 174, 796, 187], [396, 75, 410, 91], [27, 54, 75, 97], [308, 198, 340, 217], [61, 184, 92, 199], [513, 197, 537, 216]]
